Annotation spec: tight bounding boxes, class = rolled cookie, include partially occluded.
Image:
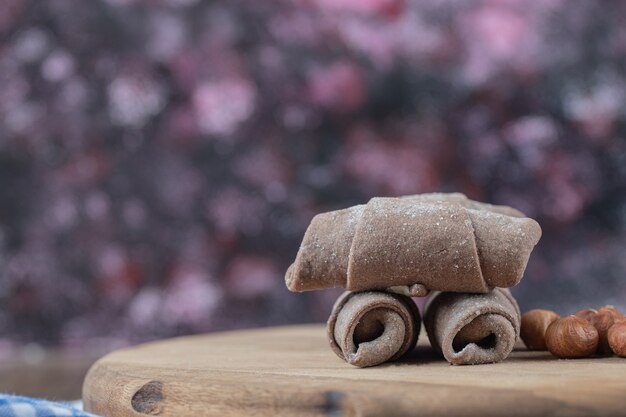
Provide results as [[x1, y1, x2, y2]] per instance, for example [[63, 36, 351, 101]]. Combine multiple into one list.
[[327, 291, 420, 367], [401, 193, 525, 218], [286, 193, 541, 293], [424, 288, 521, 365]]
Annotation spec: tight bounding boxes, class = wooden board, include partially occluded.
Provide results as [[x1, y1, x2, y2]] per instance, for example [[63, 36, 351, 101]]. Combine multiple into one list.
[[83, 325, 626, 417]]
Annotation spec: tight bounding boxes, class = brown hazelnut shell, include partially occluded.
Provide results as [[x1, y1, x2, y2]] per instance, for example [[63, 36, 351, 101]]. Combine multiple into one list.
[[608, 320, 626, 357], [595, 305, 624, 320], [520, 309, 560, 350], [545, 315, 599, 359], [591, 306, 624, 355], [573, 308, 597, 322]]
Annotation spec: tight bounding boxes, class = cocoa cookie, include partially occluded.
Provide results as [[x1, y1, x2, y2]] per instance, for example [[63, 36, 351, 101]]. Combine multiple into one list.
[[287, 193, 541, 294], [424, 288, 521, 365], [327, 291, 420, 368]]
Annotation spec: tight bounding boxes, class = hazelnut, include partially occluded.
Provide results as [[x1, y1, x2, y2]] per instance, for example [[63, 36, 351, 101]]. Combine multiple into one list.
[[520, 309, 560, 350], [574, 308, 597, 322], [596, 305, 624, 320], [590, 306, 624, 355], [545, 315, 599, 358], [608, 321, 626, 357]]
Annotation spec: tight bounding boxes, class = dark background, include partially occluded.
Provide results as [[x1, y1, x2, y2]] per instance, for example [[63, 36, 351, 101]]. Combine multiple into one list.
[[1, 0, 625, 356]]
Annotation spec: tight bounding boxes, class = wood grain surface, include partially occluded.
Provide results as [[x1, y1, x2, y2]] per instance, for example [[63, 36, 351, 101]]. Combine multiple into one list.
[[83, 324, 626, 417]]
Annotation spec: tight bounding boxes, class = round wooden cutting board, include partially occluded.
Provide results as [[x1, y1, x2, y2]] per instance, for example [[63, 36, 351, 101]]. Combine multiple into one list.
[[83, 324, 626, 417]]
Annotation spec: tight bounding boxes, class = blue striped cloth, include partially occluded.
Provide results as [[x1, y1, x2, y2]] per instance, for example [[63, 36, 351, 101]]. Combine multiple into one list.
[[0, 395, 100, 417]]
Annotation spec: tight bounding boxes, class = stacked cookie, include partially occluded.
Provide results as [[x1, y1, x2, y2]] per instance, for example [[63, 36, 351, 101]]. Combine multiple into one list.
[[286, 193, 542, 367]]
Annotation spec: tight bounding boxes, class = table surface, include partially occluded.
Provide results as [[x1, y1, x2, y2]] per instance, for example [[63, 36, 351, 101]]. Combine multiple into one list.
[[0, 351, 96, 400], [83, 324, 626, 417]]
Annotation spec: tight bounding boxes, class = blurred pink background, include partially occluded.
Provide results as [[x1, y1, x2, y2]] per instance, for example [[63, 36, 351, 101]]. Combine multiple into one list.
[[1, 0, 626, 357]]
